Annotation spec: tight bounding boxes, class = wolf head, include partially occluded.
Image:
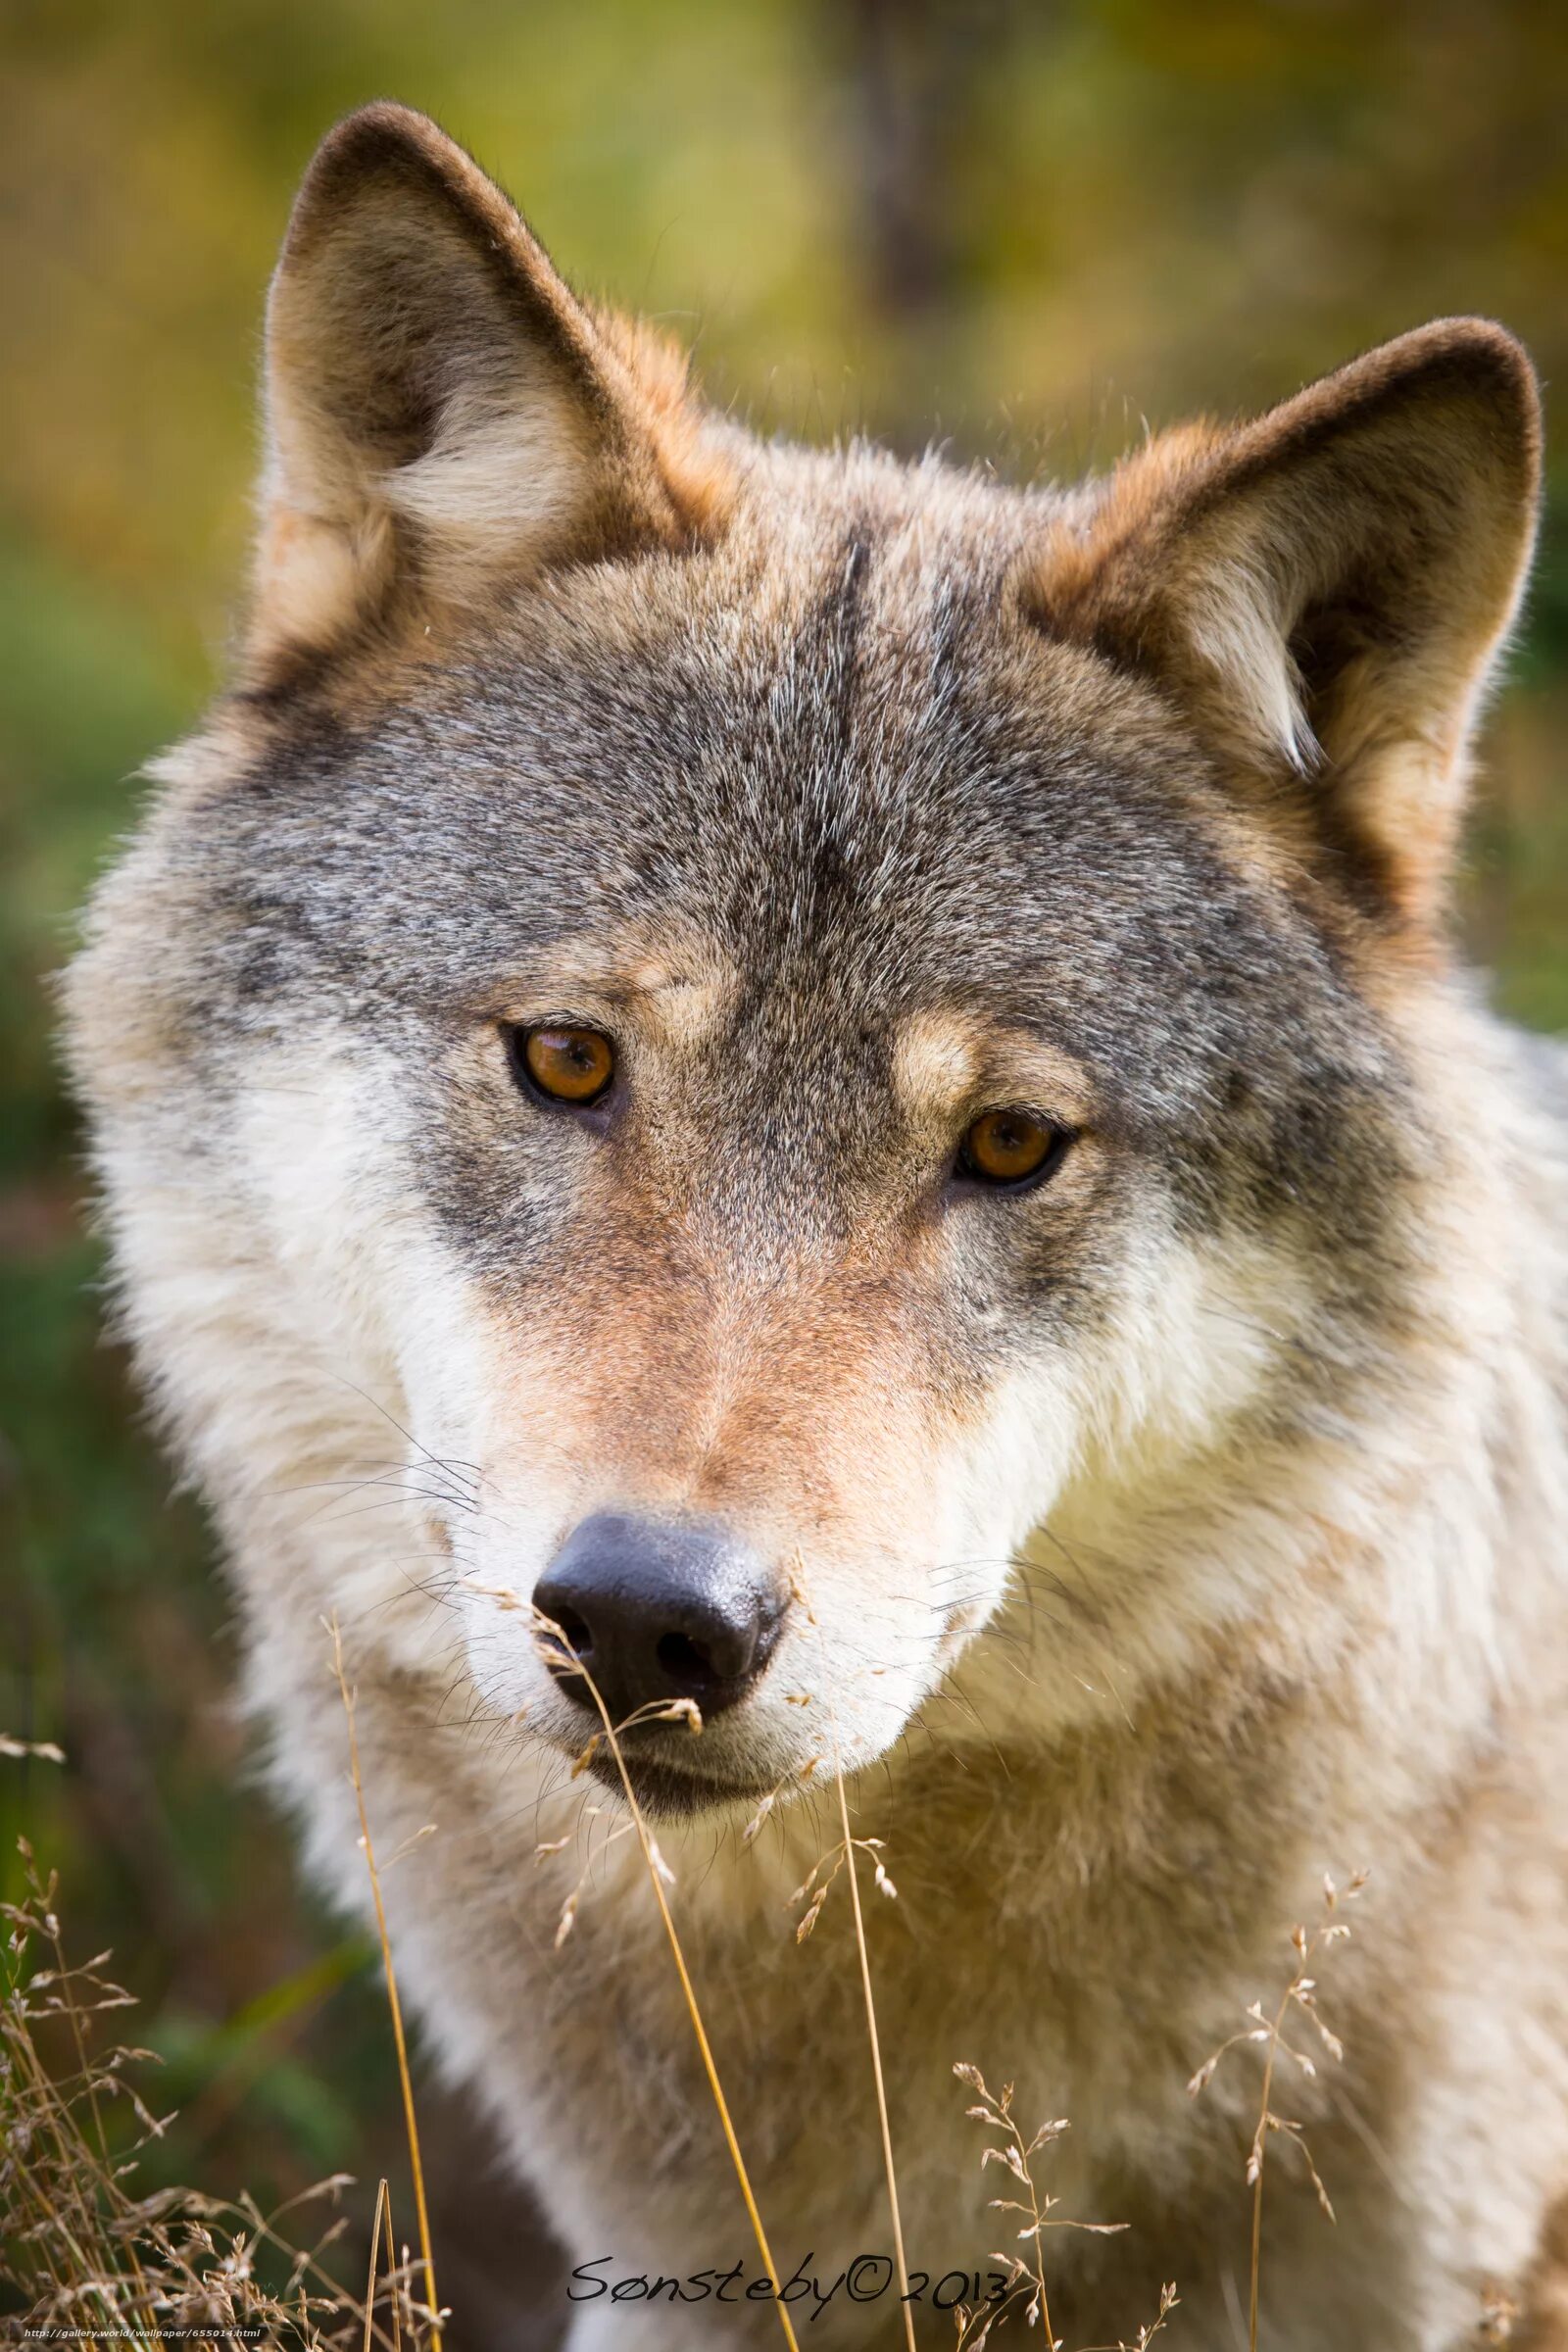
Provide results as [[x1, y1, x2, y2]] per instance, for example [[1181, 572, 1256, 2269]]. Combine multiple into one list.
[[67, 106, 1541, 1813]]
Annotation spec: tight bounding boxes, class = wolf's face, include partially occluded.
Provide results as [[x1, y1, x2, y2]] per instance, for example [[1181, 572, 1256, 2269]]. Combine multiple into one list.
[[68, 109, 1539, 1813], [172, 520, 1414, 1808]]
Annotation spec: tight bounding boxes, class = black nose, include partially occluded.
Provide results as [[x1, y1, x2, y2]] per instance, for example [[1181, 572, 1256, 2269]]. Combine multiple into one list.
[[534, 1513, 785, 1724]]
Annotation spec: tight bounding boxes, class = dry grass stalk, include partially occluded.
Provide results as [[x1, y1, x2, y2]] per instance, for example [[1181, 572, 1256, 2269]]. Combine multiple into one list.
[[325, 1615, 444, 2352], [779, 1565, 916, 2350], [828, 1715, 916, 2352], [362, 2180, 390, 2352], [1, 1828, 437, 2350], [788, 1830, 895, 1944], [1078, 2281, 1182, 2352], [1187, 1867, 1369, 2352], [356, 2177, 431, 2352], [1480, 2280, 1521, 2343], [0, 1736, 67, 1763], [950, 2063, 1151, 2352], [521, 1598, 804, 2352]]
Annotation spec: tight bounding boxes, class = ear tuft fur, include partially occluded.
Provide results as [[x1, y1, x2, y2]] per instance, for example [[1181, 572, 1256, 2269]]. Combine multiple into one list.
[[251, 103, 732, 688]]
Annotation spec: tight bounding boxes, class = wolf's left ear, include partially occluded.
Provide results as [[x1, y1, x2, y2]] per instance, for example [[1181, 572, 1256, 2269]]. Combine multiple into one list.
[[1035, 321, 1542, 921], [251, 103, 727, 685]]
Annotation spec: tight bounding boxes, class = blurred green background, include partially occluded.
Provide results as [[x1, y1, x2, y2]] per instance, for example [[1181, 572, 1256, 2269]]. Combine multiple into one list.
[[3, 0, 1566, 2333]]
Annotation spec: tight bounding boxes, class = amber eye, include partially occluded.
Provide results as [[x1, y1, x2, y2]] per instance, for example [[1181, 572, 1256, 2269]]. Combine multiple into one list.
[[514, 1024, 615, 1105], [957, 1107, 1066, 1190]]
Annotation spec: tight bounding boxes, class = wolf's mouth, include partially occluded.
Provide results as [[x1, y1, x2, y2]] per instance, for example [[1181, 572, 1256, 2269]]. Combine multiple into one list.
[[576, 1740, 776, 1820]]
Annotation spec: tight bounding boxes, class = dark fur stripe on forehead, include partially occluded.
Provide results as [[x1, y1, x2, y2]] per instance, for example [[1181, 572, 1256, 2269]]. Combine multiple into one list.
[[794, 532, 875, 752], [778, 527, 1004, 809]]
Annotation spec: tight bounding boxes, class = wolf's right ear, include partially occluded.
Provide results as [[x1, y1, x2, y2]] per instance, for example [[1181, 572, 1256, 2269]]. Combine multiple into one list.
[[251, 104, 727, 687]]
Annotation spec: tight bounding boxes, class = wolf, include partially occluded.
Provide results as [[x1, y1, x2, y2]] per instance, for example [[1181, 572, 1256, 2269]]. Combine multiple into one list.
[[65, 100, 1568, 2350]]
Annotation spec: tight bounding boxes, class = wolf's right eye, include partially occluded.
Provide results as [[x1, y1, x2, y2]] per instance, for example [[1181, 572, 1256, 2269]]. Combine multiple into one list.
[[508, 1024, 615, 1106], [957, 1107, 1068, 1191]]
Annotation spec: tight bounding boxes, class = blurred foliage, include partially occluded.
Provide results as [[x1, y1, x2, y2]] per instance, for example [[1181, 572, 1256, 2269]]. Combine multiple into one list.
[[1, 0, 1565, 2333]]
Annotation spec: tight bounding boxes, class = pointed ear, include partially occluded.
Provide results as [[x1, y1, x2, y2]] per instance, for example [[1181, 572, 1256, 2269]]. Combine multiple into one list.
[[1034, 321, 1542, 922], [251, 103, 728, 686]]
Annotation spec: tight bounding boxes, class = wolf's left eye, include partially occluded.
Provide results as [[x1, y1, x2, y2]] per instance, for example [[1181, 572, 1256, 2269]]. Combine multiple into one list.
[[510, 1024, 615, 1105], [957, 1108, 1068, 1191]]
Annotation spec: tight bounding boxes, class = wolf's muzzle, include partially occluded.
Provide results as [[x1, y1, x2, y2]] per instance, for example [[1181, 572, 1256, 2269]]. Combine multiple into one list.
[[534, 1512, 787, 1726]]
